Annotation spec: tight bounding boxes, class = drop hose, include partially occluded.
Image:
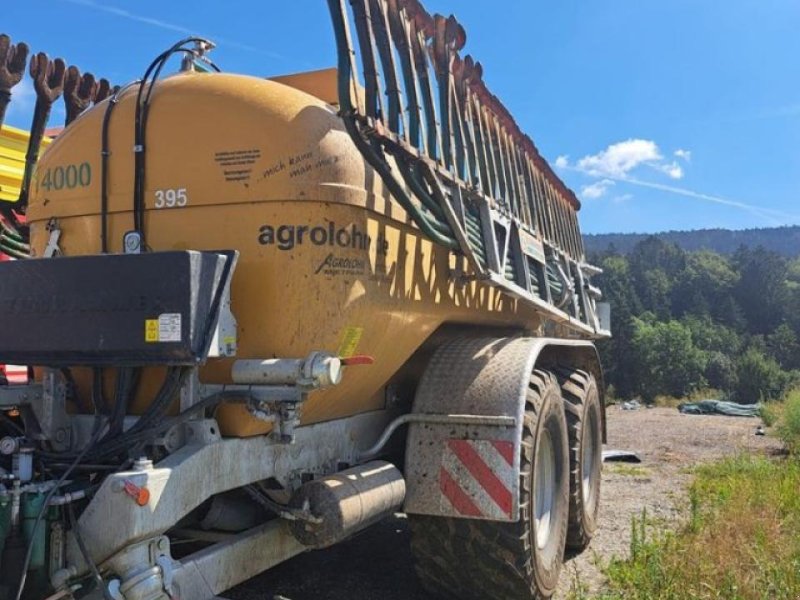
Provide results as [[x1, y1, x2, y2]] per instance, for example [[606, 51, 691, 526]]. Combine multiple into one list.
[[327, 0, 459, 251]]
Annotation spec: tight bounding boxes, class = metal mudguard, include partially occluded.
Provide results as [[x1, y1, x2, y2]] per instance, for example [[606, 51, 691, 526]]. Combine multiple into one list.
[[404, 336, 598, 523]]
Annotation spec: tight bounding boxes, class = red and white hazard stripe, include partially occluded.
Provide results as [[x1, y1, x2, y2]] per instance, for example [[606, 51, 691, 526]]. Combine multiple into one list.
[[438, 439, 516, 520], [1, 365, 28, 385]]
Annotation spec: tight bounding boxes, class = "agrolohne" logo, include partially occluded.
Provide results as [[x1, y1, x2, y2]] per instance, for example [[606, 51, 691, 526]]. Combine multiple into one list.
[[314, 253, 367, 276], [258, 222, 371, 251]]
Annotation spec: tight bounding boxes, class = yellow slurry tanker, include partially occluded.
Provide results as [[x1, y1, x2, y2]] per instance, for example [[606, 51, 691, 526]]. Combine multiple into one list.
[[0, 1, 609, 599]]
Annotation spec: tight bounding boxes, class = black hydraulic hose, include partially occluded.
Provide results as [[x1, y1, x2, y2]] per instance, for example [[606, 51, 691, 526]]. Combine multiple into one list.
[[98, 366, 137, 443], [38, 367, 181, 464], [99, 81, 139, 253], [94, 389, 252, 458], [17, 101, 50, 215], [62, 367, 94, 415], [124, 367, 185, 435], [100, 98, 112, 253], [91, 367, 108, 416], [87, 367, 187, 461], [133, 40, 215, 249], [68, 503, 114, 600], [327, 0, 459, 250], [393, 154, 446, 220]]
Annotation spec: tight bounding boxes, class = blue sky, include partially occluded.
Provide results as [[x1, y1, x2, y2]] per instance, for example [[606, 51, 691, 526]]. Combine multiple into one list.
[[3, 0, 799, 234]]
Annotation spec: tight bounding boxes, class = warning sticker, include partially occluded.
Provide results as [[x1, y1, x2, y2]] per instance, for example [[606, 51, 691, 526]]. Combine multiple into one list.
[[145, 320, 159, 343], [337, 326, 363, 358], [144, 314, 182, 343], [158, 313, 182, 342]]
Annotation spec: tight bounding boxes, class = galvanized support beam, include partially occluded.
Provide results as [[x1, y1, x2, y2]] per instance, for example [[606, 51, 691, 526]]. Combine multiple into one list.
[[65, 410, 396, 578], [171, 521, 307, 599]]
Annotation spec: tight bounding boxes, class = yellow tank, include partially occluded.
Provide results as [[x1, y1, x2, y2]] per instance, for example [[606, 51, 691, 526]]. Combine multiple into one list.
[[26, 70, 546, 436]]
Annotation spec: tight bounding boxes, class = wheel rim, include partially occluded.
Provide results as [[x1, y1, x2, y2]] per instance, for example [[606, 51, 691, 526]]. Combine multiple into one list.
[[582, 409, 599, 510], [534, 429, 556, 550]]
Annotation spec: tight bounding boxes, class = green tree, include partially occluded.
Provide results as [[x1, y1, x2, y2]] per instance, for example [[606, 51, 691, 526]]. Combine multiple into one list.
[[681, 315, 741, 356], [594, 254, 642, 400], [733, 348, 790, 404], [671, 250, 740, 325], [787, 257, 800, 287], [766, 324, 800, 370], [628, 237, 685, 319], [733, 246, 791, 334], [630, 318, 707, 403], [705, 351, 737, 392]]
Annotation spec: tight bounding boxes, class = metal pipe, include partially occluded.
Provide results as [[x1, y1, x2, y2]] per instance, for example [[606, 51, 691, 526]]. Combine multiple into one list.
[[357, 412, 516, 460], [231, 352, 342, 389], [47, 489, 88, 506]]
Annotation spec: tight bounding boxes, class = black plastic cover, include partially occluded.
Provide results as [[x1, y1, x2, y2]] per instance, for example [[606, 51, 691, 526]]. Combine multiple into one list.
[[0, 251, 235, 366]]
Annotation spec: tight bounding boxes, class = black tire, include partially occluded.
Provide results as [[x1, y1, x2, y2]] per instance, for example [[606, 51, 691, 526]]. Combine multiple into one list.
[[556, 368, 602, 551], [409, 370, 570, 600]]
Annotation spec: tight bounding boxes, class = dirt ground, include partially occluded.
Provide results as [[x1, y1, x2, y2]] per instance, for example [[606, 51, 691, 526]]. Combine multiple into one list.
[[227, 406, 781, 600]]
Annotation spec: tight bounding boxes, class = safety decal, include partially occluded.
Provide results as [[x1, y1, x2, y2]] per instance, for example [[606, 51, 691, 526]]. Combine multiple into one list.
[[145, 320, 158, 343], [337, 326, 363, 358], [439, 439, 516, 520], [145, 313, 182, 343]]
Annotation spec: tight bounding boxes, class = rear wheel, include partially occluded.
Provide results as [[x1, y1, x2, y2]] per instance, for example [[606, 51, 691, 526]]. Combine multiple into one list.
[[556, 369, 602, 551], [409, 370, 570, 600]]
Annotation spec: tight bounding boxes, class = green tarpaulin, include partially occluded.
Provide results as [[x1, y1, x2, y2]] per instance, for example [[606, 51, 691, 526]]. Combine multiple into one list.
[[678, 400, 761, 417]]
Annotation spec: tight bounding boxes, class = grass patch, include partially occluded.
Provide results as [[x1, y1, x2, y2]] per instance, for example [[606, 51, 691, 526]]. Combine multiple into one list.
[[596, 455, 800, 600], [606, 465, 651, 478], [778, 389, 800, 454], [759, 401, 781, 427]]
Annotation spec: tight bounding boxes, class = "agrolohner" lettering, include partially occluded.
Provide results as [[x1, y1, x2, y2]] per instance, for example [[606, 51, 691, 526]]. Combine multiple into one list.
[[258, 222, 371, 251]]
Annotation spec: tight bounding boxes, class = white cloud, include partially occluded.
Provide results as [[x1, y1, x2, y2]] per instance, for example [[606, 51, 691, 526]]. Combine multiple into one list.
[[655, 161, 684, 180], [580, 179, 615, 200], [609, 175, 798, 225], [576, 139, 662, 178], [556, 138, 796, 225], [571, 138, 686, 180], [674, 149, 692, 162]]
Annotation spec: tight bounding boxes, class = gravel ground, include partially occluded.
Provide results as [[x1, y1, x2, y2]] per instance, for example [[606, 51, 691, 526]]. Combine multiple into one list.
[[227, 406, 781, 600]]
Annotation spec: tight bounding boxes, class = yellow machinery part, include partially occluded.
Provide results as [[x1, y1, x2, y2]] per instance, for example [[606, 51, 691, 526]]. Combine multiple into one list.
[[0, 124, 50, 204]]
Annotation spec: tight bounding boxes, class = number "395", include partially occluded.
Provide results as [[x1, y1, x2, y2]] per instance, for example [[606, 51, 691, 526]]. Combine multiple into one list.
[[154, 188, 188, 209]]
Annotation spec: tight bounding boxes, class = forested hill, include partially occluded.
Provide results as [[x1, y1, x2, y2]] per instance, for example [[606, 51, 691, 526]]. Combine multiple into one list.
[[584, 226, 800, 257], [594, 236, 800, 405]]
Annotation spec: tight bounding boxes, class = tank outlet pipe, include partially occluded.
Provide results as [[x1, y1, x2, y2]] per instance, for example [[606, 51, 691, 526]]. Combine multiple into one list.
[[288, 461, 405, 549], [232, 352, 343, 390]]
